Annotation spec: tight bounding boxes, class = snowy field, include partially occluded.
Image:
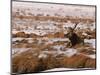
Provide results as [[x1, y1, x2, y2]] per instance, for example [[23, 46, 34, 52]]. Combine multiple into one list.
[[12, 1, 96, 74]]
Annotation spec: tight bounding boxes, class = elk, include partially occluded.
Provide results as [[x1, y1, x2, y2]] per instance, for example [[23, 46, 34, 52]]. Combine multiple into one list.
[[64, 23, 84, 47]]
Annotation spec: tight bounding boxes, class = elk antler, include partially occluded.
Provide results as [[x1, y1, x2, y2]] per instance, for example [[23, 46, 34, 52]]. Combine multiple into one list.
[[72, 23, 79, 32]]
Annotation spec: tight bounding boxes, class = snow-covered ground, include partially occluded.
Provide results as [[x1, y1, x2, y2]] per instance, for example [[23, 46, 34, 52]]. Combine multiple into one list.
[[12, 1, 96, 73], [12, 48, 32, 56], [12, 37, 96, 59], [12, 1, 95, 37], [42, 68, 93, 72], [12, 20, 61, 36], [38, 48, 77, 59], [12, 18, 95, 37], [87, 54, 95, 59], [12, 37, 95, 48], [84, 39, 95, 48], [42, 68, 78, 72], [12, 1, 95, 18]]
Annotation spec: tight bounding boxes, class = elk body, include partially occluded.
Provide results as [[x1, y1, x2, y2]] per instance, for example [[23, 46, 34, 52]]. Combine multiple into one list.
[[64, 23, 84, 47]]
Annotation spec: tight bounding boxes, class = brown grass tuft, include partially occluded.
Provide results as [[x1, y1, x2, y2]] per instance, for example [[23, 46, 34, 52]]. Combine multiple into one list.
[[85, 58, 96, 68], [13, 32, 29, 38], [40, 55, 61, 70], [12, 51, 40, 74], [62, 54, 89, 68], [79, 49, 95, 55]]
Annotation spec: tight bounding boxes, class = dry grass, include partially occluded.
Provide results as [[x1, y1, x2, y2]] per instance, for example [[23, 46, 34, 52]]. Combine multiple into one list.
[[85, 58, 96, 68], [12, 50, 63, 74], [12, 49, 96, 74], [62, 54, 89, 68], [13, 43, 28, 48], [15, 15, 95, 23], [13, 42, 41, 48], [40, 55, 61, 70], [13, 32, 29, 38], [12, 51, 40, 74], [79, 49, 95, 55], [12, 49, 60, 74], [12, 10, 96, 74]]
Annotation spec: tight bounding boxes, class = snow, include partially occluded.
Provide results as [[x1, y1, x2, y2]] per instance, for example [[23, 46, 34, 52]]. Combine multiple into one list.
[[12, 38, 34, 43], [38, 47, 77, 58], [12, 20, 61, 36], [63, 22, 75, 28], [42, 68, 77, 72], [75, 22, 95, 31], [84, 39, 95, 48], [93, 50, 96, 52], [36, 24, 57, 30], [82, 32, 88, 36], [12, 38, 24, 42], [12, 38, 69, 45], [42, 68, 93, 72], [77, 53, 96, 59], [53, 45, 65, 50], [28, 39, 34, 43], [89, 22, 95, 31], [12, 38, 95, 59], [87, 54, 95, 59], [12, 20, 95, 37], [24, 30, 47, 36], [12, 30, 20, 34], [38, 53, 48, 59], [45, 38, 69, 45], [12, 48, 32, 55], [52, 45, 77, 57], [64, 48, 77, 57], [49, 38, 69, 42]]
